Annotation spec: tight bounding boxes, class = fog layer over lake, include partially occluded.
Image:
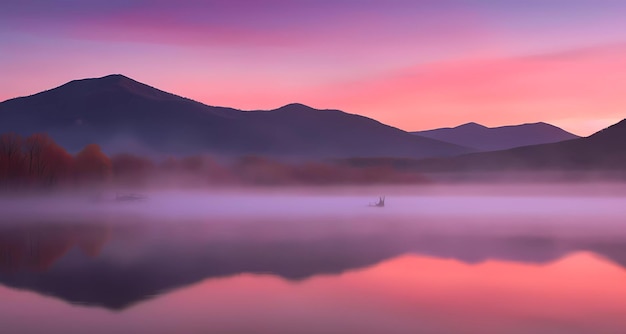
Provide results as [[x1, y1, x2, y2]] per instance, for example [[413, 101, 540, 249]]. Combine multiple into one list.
[[2, 184, 626, 235]]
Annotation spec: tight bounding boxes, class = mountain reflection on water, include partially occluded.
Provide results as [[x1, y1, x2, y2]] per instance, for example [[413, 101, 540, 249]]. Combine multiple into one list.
[[0, 215, 625, 333]]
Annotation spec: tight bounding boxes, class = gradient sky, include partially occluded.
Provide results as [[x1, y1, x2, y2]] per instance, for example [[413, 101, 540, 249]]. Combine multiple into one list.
[[2, 0, 626, 136]]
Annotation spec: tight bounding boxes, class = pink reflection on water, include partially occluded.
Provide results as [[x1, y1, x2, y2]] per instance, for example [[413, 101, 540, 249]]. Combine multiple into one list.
[[1, 252, 625, 334]]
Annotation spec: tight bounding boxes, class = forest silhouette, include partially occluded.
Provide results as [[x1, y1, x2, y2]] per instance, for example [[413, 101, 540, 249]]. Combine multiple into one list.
[[0, 132, 428, 190]]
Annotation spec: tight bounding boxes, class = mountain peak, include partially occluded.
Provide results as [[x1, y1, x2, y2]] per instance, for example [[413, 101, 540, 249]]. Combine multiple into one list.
[[277, 103, 316, 110], [518, 121, 552, 128], [54, 74, 183, 102], [457, 122, 487, 129], [97, 73, 132, 81], [96, 74, 142, 86], [65, 74, 136, 86], [414, 121, 579, 151], [0, 76, 470, 159]]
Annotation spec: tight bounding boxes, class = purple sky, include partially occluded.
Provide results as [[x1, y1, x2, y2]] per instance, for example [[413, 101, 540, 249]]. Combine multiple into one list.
[[2, 0, 626, 135]]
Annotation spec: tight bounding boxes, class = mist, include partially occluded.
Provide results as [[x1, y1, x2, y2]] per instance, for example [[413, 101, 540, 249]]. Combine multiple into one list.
[[2, 183, 625, 237]]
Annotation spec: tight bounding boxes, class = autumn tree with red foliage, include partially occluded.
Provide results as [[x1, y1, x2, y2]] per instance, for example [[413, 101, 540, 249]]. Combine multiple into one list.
[[0, 133, 25, 188], [1, 131, 430, 190], [25, 134, 73, 186], [1, 133, 74, 189], [74, 144, 112, 185]]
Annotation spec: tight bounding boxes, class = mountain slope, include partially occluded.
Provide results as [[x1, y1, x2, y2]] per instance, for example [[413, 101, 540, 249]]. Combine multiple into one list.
[[413, 122, 579, 151], [0, 74, 471, 159], [416, 119, 626, 171]]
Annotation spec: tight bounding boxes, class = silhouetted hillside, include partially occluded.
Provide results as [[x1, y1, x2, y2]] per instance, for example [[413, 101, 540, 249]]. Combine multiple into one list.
[[416, 119, 626, 171], [335, 119, 626, 177], [0, 75, 471, 159], [413, 122, 579, 151]]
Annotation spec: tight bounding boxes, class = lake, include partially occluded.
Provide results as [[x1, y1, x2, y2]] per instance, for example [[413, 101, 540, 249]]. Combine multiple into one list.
[[1, 186, 625, 333]]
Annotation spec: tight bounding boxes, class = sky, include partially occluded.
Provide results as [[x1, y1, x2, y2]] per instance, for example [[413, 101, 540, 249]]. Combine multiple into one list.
[[2, 0, 626, 136]]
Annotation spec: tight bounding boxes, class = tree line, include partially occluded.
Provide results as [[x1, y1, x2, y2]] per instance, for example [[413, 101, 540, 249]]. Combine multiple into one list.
[[0, 132, 428, 191], [0, 133, 111, 190]]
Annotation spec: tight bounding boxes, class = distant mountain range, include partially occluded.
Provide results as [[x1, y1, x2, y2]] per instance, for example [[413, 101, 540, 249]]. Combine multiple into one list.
[[342, 118, 626, 173], [416, 119, 626, 171], [413, 122, 579, 151], [0, 74, 470, 159], [2, 73, 616, 166]]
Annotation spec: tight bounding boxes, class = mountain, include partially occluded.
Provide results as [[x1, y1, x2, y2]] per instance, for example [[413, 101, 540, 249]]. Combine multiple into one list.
[[415, 119, 626, 172], [0, 74, 471, 159], [413, 122, 579, 151]]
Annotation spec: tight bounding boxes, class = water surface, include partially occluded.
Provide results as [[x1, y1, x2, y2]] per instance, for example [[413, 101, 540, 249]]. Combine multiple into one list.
[[1, 189, 625, 333]]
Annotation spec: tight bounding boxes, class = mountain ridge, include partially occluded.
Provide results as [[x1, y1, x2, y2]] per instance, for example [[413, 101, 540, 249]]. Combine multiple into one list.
[[413, 121, 580, 151], [414, 118, 626, 172], [0, 74, 471, 159]]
